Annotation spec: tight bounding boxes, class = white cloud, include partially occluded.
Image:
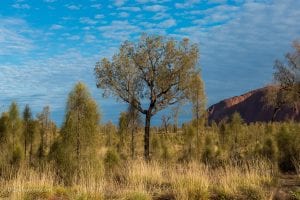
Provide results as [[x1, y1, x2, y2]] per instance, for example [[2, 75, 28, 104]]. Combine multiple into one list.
[[208, 0, 227, 4], [144, 5, 167, 12], [119, 12, 129, 18], [91, 4, 101, 9], [0, 18, 34, 55], [12, 3, 30, 9], [44, 0, 56, 3], [136, 0, 170, 3], [114, 0, 127, 7], [84, 34, 96, 43], [178, 0, 300, 104], [118, 6, 141, 12], [95, 14, 104, 19], [98, 20, 140, 41], [65, 4, 81, 10], [152, 12, 170, 20], [175, 0, 200, 9], [80, 17, 98, 25], [50, 24, 63, 30], [67, 35, 80, 40], [159, 18, 176, 28]]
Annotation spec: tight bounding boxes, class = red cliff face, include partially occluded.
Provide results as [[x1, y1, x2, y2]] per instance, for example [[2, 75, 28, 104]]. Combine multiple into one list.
[[207, 86, 300, 123]]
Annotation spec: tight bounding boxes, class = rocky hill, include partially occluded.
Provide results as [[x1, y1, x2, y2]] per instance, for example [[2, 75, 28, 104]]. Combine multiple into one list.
[[207, 86, 300, 123]]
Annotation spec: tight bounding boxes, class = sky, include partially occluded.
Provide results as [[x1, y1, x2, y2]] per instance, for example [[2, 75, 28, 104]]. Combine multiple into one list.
[[0, 0, 299, 126]]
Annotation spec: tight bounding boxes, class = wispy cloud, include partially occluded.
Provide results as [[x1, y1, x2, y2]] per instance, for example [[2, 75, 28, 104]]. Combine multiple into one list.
[[67, 35, 80, 40], [113, 0, 127, 7], [0, 18, 34, 55], [44, 0, 56, 3], [175, 0, 200, 9], [98, 20, 140, 41], [143, 5, 167, 12], [91, 4, 101, 9], [12, 3, 30, 9], [159, 18, 176, 28], [50, 24, 63, 30], [178, 0, 300, 103], [95, 14, 104, 19], [118, 6, 141, 12], [65, 4, 81, 10], [80, 17, 98, 25]]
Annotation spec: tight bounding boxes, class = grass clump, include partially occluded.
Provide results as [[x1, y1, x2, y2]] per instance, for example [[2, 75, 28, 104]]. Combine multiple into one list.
[[125, 191, 152, 200]]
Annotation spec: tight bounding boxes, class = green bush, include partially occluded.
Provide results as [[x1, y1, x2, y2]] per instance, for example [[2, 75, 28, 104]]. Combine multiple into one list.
[[260, 137, 278, 162], [11, 145, 23, 167], [104, 148, 120, 171], [276, 125, 300, 172]]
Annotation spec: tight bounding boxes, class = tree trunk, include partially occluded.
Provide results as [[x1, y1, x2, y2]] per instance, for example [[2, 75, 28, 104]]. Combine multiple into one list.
[[24, 123, 27, 159], [144, 112, 151, 161], [131, 128, 135, 159], [272, 107, 280, 122], [76, 109, 80, 164], [29, 141, 33, 164]]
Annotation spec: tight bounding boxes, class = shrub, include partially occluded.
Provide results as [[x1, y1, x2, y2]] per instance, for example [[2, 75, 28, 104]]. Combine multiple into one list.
[[276, 125, 300, 172], [260, 137, 278, 162], [104, 148, 120, 172], [11, 145, 23, 167], [125, 191, 151, 200], [24, 189, 51, 200], [238, 185, 264, 200]]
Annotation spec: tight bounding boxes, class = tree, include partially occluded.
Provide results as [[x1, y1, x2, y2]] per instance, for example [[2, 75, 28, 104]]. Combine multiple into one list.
[[56, 82, 100, 180], [267, 41, 300, 120], [117, 111, 129, 155], [28, 119, 37, 164], [94, 34, 202, 160], [171, 103, 182, 133], [8, 102, 21, 151], [127, 103, 141, 159], [229, 112, 244, 158], [37, 106, 51, 158], [161, 115, 170, 134], [187, 73, 206, 157], [0, 113, 10, 165], [22, 104, 32, 160], [0, 113, 9, 145]]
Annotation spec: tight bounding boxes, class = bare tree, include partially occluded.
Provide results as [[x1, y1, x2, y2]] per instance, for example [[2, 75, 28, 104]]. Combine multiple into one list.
[[94, 34, 202, 160]]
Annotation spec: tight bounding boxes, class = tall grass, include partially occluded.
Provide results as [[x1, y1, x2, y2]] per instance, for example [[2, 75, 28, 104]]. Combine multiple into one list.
[[0, 159, 274, 199]]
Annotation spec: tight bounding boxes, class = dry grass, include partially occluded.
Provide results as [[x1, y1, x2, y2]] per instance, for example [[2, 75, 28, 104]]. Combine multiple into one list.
[[0, 159, 275, 200]]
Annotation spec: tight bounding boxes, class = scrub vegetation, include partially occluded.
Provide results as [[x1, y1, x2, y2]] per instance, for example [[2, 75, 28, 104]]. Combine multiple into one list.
[[0, 35, 299, 199]]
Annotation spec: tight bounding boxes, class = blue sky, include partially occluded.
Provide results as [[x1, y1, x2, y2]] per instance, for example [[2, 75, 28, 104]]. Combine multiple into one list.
[[0, 0, 299, 125]]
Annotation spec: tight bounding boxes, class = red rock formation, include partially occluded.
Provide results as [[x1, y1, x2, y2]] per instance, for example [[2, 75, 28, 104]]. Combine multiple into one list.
[[207, 86, 300, 123]]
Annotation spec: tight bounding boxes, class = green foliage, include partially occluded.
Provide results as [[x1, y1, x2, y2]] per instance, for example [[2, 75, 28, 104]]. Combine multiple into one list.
[[276, 125, 300, 172], [182, 125, 196, 162], [259, 137, 278, 162], [51, 82, 101, 183], [8, 102, 22, 159], [95, 34, 204, 160], [201, 134, 222, 166], [104, 148, 120, 172], [22, 104, 32, 160], [11, 145, 23, 167]]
